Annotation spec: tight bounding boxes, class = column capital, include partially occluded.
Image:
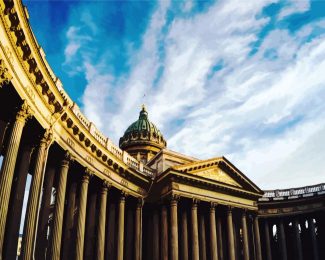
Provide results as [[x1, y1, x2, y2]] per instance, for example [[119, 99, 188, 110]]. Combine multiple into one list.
[[227, 206, 233, 214], [120, 190, 128, 200], [39, 129, 53, 148], [192, 198, 200, 205], [0, 59, 12, 87], [102, 180, 111, 190], [210, 202, 218, 209], [61, 151, 74, 167], [136, 198, 144, 209], [169, 194, 180, 205], [82, 168, 93, 183], [16, 100, 33, 122]]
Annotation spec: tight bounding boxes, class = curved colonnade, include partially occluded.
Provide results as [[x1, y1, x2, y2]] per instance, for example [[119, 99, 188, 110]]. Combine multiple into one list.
[[258, 183, 325, 260], [0, 1, 324, 260], [0, 0, 151, 259]]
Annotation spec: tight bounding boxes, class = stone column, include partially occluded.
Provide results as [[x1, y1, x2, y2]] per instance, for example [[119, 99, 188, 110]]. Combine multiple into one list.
[[21, 129, 52, 260], [209, 203, 218, 260], [241, 211, 249, 260], [191, 199, 199, 260], [264, 219, 272, 260], [96, 181, 110, 260], [3, 144, 33, 259], [309, 218, 319, 260], [48, 152, 73, 259], [35, 165, 56, 260], [279, 219, 287, 260], [254, 215, 262, 260], [170, 195, 179, 260], [217, 217, 224, 260], [161, 204, 168, 260], [199, 212, 207, 260], [135, 199, 143, 260], [117, 192, 126, 260], [0, 101, 32, 255], [227, 207, 235, 260], [62, 179, 77, 260], [292, 218, 302, 260], [153, 209, 160, 260], [75, 169, 92, 260], [181, 209, 189, 260]]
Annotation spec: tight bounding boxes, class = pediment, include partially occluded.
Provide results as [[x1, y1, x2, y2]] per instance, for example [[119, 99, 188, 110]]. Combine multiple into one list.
[[172, 156, 263, 194], [190, 166, 242, 187]]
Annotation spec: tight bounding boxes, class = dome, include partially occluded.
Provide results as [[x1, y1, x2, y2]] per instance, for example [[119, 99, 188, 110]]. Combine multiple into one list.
[[119, 105, 167, 152]]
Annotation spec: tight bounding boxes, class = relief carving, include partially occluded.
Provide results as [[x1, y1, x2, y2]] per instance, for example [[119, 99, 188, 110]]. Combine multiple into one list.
[[66, 137, 75, 149], [0, 59, 12, 87]]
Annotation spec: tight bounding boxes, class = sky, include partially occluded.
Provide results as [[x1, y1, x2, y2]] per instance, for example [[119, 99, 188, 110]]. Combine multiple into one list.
[[23, 0, 325, 189]]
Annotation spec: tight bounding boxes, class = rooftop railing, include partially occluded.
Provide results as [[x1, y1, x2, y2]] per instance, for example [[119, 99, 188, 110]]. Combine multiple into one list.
[[260, 183, 325, 201]]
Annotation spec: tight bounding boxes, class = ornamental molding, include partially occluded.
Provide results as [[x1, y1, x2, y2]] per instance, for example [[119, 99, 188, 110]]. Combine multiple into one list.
[[0, 58, 12, 87]]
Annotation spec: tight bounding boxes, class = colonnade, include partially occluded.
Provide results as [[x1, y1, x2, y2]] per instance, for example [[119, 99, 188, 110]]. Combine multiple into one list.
[[260, 213, 324, 260], [0, 100, 144, 259], [143, 196, 263, 260]]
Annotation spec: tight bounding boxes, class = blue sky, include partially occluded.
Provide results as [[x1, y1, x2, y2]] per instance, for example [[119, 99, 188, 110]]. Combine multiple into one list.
[[24, 0, 325, 189]]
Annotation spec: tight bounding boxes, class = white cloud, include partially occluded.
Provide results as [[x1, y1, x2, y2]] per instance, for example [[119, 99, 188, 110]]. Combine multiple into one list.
[[76, 0, 325, 189], [278, 0, 310, 20]]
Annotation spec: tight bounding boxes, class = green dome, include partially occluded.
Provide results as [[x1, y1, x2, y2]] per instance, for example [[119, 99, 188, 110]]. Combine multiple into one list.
[[119, 105, 167, 150]]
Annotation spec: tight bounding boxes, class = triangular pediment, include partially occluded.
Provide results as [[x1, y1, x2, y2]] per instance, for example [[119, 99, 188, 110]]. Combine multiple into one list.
[[172, 156, 263, 194], [190, 166, 242, 187]]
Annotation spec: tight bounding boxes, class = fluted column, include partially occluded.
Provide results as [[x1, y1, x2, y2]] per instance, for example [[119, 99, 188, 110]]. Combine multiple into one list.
[[3, 144, 33, 260], [21, 129, 53, 260], [135, 199, 143, 260], [0, 101, 32, 256], [309, 218, 319, 260], [199, 212, 207, 260], [279, 219, 287, 260], [181, 209, 189, 260], [48, 152, 72, 259], [209, 203, 218, 260], [117, 192, 126, 260], [264, 219, 272, 260], [191, 199, 199, 260], [170, 195, 179, 260], [217, 217, 224, 260], [35, 164, 56, 260], [96, 181, 110, 260], [62, 179, 77, 260], [75, 169, 92, 260], [227, 207, 235, 260], [161, 204, 168, 260], [241, 211, 249, 260], [254, 215, 262, 260]]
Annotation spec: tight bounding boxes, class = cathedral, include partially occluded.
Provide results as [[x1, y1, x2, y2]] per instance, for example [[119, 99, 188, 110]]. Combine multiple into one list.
[[0, 1, 324, 260]]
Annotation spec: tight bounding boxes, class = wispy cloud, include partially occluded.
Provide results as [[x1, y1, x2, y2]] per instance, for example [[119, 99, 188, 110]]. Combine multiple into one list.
[[48, 0, 325, 189]]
